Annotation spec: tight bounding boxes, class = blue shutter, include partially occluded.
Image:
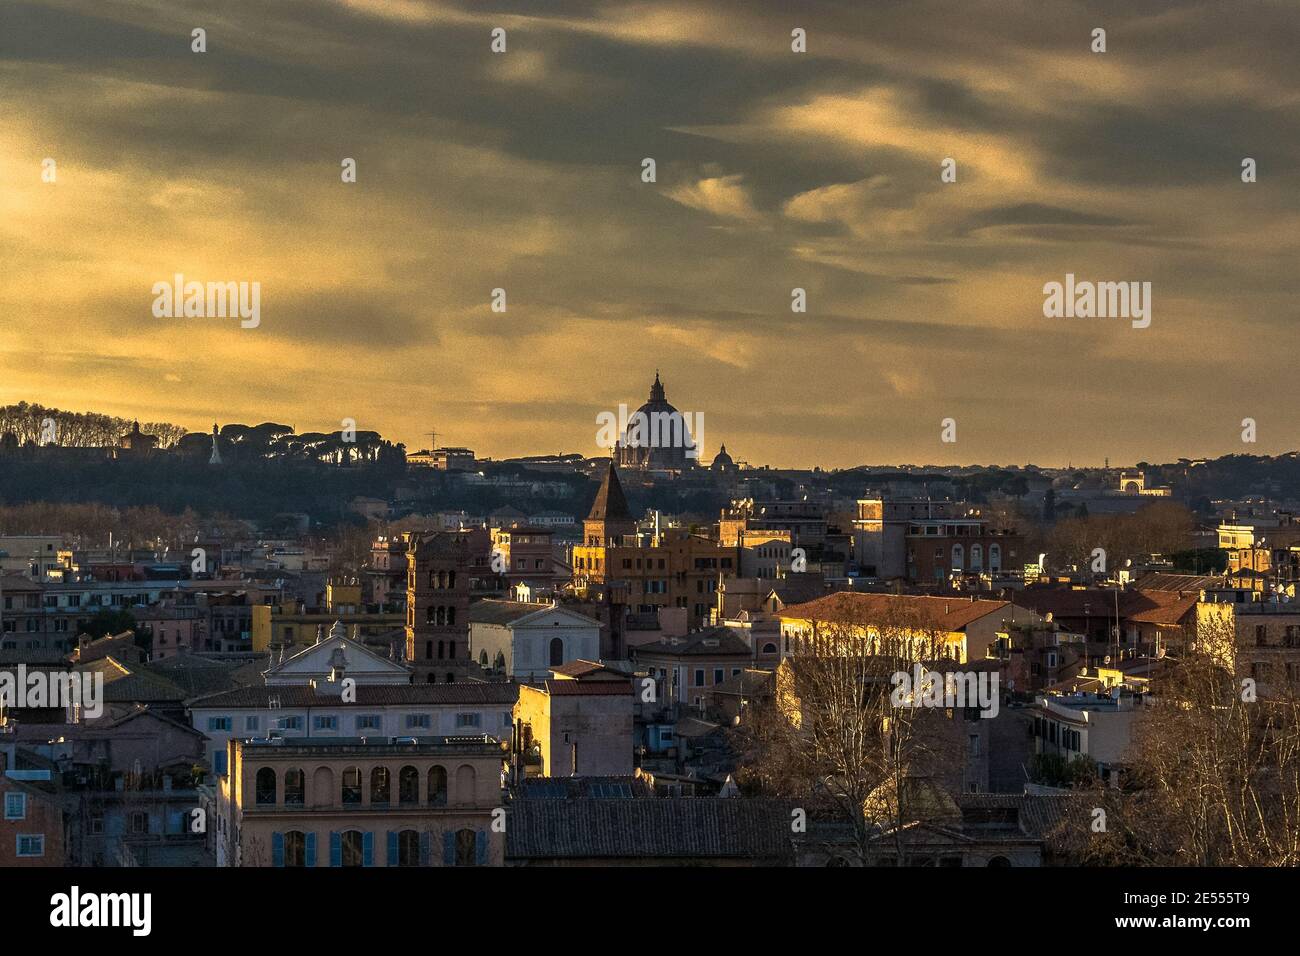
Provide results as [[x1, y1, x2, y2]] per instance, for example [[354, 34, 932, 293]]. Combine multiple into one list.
[[272, 832, 284, 867], [475, 830, 488, 866], [363, 831, 374, 867], [442, 830, 455, 866], [420, 831, 432, 867], [387, 830, 398, 867], [214, 751, 227, 775], [305, 832, 317, 868], [329, 831, 341, 867]]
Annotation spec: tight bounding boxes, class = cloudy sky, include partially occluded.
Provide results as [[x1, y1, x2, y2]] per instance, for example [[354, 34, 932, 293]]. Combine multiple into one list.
[[2, 0, 1297, 468]]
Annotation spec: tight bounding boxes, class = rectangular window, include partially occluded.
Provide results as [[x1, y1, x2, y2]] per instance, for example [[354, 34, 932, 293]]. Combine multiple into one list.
[[313, 715, 338, 731], [244, 716, 260, 732], [694, 669, 705, 687], [4, 793, 26, 820], [713, 668, 723, 685], [279, 716, 303, 731], [16, 834, 44, 857], [455, 713, 481, 728], [406, 714, 431, 729], [356, 715, 382, 731], [207, 717, 232, 732]]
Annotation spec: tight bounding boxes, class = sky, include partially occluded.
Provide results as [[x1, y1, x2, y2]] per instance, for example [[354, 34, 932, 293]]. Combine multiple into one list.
[[2, 0, 1298, 469]]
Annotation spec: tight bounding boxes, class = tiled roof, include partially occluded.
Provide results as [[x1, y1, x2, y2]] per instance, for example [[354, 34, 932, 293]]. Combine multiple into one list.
[[635, 626, 751, 658], [778, 593, 1015, 632], [541, 680, 632, 696], [517, 775, 654, 800], [506, 798, 798, 861], [712, 668, 775, 698], [187, 681, 521, 709], [1018, 587, 1198, 626], [469, 600, 556, 625]]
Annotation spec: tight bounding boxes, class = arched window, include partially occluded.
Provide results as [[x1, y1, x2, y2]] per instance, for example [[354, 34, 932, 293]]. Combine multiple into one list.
[[341, 830, 364, 867], [446, 607, 456, 626], [425, 607, 436, 624], [762, 643, 777, 655], [283, 830, 307, 867], [989, 543, 1001, 571], [493, 651, 505, 670], [951, 544, 964, 570], [428, 766, 448, 806], [549, 637, 564, 667], [396, 829, 420, 867], [341, 767, 362, 806], [447, 571, 455, 588], [255, 767, 277, 806], [284, 768, 305, 806], [455, 828, 478, 867], [987, 856, 1012, 867], [312, 766, 333, 808], [454, 764, 476, 805], [425, 640, 433, 659], [370, 767, 391, 806], [399, 766, 420, 805], [436, 607, 446, 626], [479, 650, 489, 667], [427, 572, 437, 588], [970, 544, 983, 570], [426, 674, 436, 683], [437, 640, 445, 660]]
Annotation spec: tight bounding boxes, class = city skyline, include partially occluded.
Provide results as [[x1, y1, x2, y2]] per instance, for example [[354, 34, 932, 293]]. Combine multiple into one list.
[[4, 0, 1298, 467]]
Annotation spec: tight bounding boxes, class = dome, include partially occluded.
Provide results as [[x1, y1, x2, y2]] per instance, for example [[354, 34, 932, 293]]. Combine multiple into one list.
[[617, 371, 697, 469]]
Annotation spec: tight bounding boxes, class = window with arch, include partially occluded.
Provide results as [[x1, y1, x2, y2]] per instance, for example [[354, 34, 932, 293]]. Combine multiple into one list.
[[454, 764, 476, 804], [479, 650, 489, 667], [549, 636, 564, 667], [447, 571, 456, 588], [341, 767, 362, 806], [312, 766, 333, 808], [341, 830, 364, 867], [951, 544, 964, 569], [284, 768, 305, 806], [436, 607, 446, 626], [370, 767, 391, 806], [396, 829, 420, 867], [989, 543, 1001, 570], [283, 830, 306, 867], [255, 767, 277, 806], [426, 607, 437, 624], [762, 642, 778, 655], [970, 544, 983, 570], [399, 766, 420, 805], [446, 607, 456, 626], [428, 766, 448, 806], [987, 856, 1011, 867], [437, 640, 445, 660], [493, 651, 505, 670]]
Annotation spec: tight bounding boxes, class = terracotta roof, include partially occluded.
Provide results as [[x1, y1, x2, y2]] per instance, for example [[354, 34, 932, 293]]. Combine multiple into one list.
[[505, 798, 798, 861], [541, 679, 632, 696], [1018, 587, 1198, 626], [549, 659, 624, 678], [778, 592, 1015, 632], [188, 681, 521, 709]]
